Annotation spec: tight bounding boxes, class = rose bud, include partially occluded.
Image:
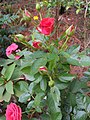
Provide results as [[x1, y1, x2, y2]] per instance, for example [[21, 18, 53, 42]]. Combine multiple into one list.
[[36, 3, 41, 11], [25, 9, 31, 17], [48, 80, 55, 87], [32, 40, 41, 49], [65, 25, 75, 37], [39, 66, 47, 72], [22, 9, 31, 21], [14, 34, 25, 42]]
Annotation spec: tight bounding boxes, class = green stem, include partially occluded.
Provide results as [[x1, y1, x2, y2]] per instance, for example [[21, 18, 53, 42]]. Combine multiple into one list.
[[60, 37, 70, 50], [22, 109, 34, 114], [39, 12, 42, 20]]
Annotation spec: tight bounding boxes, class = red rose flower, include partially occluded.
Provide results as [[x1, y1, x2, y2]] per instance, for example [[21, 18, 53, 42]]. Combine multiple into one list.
[[32, 40, 41, 49], [37, 18, 55, 35], [6, 103, 22, 120]]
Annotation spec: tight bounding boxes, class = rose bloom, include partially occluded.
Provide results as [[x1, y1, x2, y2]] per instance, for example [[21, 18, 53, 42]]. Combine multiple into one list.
[[37, 18, 55, 35], [6, 103, 22, 120], [6, 43, 18, 57], [32, 40, 41, 49]]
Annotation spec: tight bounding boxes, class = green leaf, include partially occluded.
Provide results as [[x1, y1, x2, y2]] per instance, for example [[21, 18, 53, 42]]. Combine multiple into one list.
[[58, 73, 75, 82], [30, 58, 47, 75], [0, 77, 4, 85], [67, 45, 80, 55], [27, 100, 34, 109], [70, 80, 87, 93], [0, 86, 4, 99], [14, 83, 24, 97], [29, 82, 37, 94], [21, 66, 31, 74], [3, 91, 11, 102], [40, 78, 47, 91], [0, 58, 14, 66], [51, 86, 61, 103], [24, 75, 35, 81], [67, 55, 90, 66], [34, 93, 44, 107], [4, 63, 16, 80], [31, 51, 46, 59], [47, 91, 62, 120], [75, 111, 87, 120], [19, 92, 30, 103], [5, 81, 14, 94], [47, 53, 59, 61], [50, 112, 62, 120], [69, 93, 76, 107], [18, 81, 28, 92], [0, 115, 6, 120], [48, 89, 60, 113], [56, 82, 68, 90], [11, 67, 22, 80], [41, 113, 51, 120]]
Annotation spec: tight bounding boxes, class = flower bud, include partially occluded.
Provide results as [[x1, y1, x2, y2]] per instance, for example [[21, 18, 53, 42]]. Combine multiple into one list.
[[25, 9, 31, 17], [48, 80, 54, 87], [65, 25, 75, 37], [36, 3, 41, 11], [39, 66, 47, 72], [32, 40, 41, 49], [22, 9, 31, 21], [14, 34, 25, 42]]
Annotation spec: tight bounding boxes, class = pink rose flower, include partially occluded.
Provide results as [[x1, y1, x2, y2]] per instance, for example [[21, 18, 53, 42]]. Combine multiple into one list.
[[32, 41, 41, 49], [37, 18, 55, 35], [6, 103, 22, 120], [6, 43, 18, 57], [39, 66, 47, 72]]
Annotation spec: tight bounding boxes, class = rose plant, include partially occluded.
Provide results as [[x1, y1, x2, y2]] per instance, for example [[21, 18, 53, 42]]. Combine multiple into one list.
[[0, 8, 90, 120]]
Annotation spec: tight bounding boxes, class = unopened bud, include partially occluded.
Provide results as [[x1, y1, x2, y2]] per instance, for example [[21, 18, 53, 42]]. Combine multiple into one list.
[[32, 40, 41, 49], [48, 80, 54, 87], [14, 34, 25, 42], [65, 25, 75, 37], [36, 3, 41, 11], [25, 9, 31, 17], [39, 66, 47, 73]]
